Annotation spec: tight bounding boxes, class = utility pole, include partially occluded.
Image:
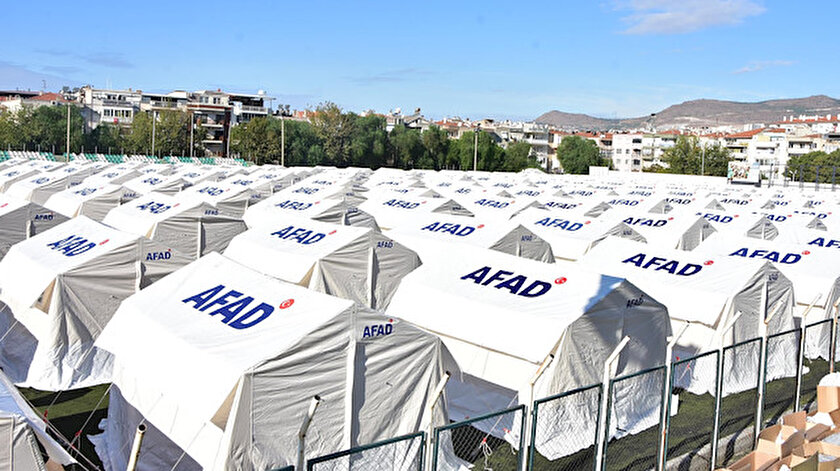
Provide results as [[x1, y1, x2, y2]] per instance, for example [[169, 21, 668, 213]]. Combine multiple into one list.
[[65, 103, 71, 161], [701, 143, 706, 176], [189, 112, 195, 158], [151, 111, 157, 156], [473, 124, 480, 171], [281, 114, 285, 167]]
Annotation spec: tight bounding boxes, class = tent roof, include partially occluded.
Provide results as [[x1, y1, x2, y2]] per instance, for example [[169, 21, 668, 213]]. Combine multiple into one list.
[[102, 192, 201, 236], [225, 217, 373, 282], [0, 216, 139, 309], [96, 252, 355, 428], [386, 243, 624, 363], [580, 237, 770, 326]]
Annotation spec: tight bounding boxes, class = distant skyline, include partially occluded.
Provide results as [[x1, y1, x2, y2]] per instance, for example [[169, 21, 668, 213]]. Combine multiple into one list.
[[1, 0, 837, 121]]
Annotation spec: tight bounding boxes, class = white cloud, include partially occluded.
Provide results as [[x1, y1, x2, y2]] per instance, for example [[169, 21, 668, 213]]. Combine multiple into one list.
[[616, 0, 765, 35], [733, 60, 794, 74]]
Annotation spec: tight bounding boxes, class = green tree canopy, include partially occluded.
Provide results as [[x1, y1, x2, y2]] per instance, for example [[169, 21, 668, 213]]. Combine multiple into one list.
[[557, 135, 605, 174], [502, 141, 537, 172], [661, 135, 732, 177]]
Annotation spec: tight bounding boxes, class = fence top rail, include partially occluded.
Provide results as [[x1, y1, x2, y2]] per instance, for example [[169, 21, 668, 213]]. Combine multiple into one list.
[[435, 404, 525, 433], [307, 431, 425, 466], [767, 327, 802, 340], [612, 364, 667, 384], [533, 382, 602, 406], [672, 349, 718, 368], [806, 318, 834, 328], [723, 337, 762, 353]]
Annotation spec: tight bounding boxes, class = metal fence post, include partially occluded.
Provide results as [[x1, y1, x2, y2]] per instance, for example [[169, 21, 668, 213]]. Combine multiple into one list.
[[796, 296, 821, 411], [816, 166, 821, 191]]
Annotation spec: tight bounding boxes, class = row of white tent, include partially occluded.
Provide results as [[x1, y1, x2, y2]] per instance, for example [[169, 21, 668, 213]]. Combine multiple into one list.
[[0, 160, 837, 469]]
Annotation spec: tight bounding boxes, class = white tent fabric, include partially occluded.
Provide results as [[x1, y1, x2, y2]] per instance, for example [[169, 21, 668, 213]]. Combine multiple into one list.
[[225, 217, 421, 309], [44, 183, 123, 221], [0, 216, 190, 390], [0, 194, 68, 261], [5, 172, 71, 205], [91, 253, 454, 471], [0, 368, 75, 468], [102, 192, 247, 261], [0, 166, 40, 192], [358, 194, 473, 230], [120, 173, 186, 201], [386, 244, 670, 457], [387, 214, 555, 263], [580, 237, 797, 394]]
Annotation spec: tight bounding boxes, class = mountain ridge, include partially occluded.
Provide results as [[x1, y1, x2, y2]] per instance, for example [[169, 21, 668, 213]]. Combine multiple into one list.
[[535, 95, 840, 131]]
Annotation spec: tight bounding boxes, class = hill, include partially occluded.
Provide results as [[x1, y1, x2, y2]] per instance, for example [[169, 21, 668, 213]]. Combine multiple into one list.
[[535, 95, 840, 130]]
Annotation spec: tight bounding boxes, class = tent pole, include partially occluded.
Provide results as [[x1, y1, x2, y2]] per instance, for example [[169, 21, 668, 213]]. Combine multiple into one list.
[[126, 423, 147, 471], [595, 336, 630, 471], [832, 298, 840, 373], [523, 354, 554, 470], [297, 396, 322, 471], [796, 294, 822, 410], [658, 323, 689, 470], [754, 279, 770, 447], [424, 371, 450, 471]]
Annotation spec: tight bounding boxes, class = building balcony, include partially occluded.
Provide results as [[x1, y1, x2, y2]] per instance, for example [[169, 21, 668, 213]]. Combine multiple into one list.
[[239, 105, 268, 114]]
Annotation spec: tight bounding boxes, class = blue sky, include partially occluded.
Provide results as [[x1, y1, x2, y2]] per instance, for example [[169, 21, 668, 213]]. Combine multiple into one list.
[[1, 1, 836, 120]]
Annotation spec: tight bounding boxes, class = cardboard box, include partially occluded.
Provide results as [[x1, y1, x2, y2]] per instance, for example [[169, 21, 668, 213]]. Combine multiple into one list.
[[785, 411, 835, 442], [818, 386, 840, 413], [757, 424, 806, 458], [768, 454, 816, 471], [793, 441, 840, 470], [724, 451, 780, 471]]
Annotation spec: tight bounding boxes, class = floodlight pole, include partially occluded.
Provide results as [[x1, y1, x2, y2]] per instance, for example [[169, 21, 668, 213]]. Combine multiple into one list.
[[473, 124, 480, 171], [151, 111, 157, 157], [281, 114, 286, 167], [65, 103, 71, 161]]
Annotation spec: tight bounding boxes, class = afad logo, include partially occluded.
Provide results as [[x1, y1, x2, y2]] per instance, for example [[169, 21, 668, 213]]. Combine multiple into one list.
[[621, 253, 703, 276], [293, 187, 320, 195], [535, 217, 584, 231], [515, 190, 540, 197], [544, 201, 578, 210], [608, 199, 639, 206], [697, 212, 736, 224], [628, 190, 652, 197], [146, 249, 172, 261], [460, 266, 555, 297], [271, 225, 328, 244], [362, 319, 394, 339], [719, 198, 750, 205], [73, 187, 98, 197], [181, 284, 277, 330], [136, 200, 173, 214], [728, 248, 803, 264], [46, 234, 107, 257], [421, 221, 478, 237], [383, 199, 420, 209], [141, 177, 162, 185], [623, 217, 669, 227], [34, 213, 54, 221], [568, 190, 593, 197], [475, 199, 510, 209], [808, 238, 840, 249], [32, 177, 50, 185], [274, 199, 313, 211], [665, 197, 692, 205]]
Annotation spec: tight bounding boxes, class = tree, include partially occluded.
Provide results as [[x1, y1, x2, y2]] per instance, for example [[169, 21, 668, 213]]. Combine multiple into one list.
[[418, 125, 449, 170], [350, 114, 388, 168], [389, 124, 424, 169], [661, 136, 732, 176], [231, 116, 282, 164], [282, 120, 324, 166], [785, 150, 840, 182], [557, 135, 605, 174], [502, 141, 537, 172], [310, 102, 355, 166], [84, 123, 124, 153]]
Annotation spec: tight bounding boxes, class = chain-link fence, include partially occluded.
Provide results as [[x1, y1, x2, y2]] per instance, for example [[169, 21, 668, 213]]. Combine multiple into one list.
[[602, 365, 667, 471], [433, 405, 525, 471], [307, 432, 425, 471], [766, 164, 840, 191], [716, 338, 762, 468], [761, 328, 802, 428], [528, 384, 601, 471], [801, 318, 834, 411], [663, 350, 719, 470]]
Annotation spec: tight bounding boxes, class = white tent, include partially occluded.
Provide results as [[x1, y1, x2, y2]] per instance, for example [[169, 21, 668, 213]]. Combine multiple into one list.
[[0, 194, 69, 260], [224, 216, 421, 309], [358, 194, 473, 230], [0, 368, 76, 470], [91, 253, 454, 471], [386, 244, 671, 457], [5, 172, 72, 205], [388, 214, 555, 263], [0, 216, 190, 390], [102, 192, 247, 260], [512, 206, 645, 261], [44, 183, 123, 221], [580, 237, 797, 392], [120, 173, 186, 202], [0, 166, 40, 192], [244, 192, 380, 231]]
